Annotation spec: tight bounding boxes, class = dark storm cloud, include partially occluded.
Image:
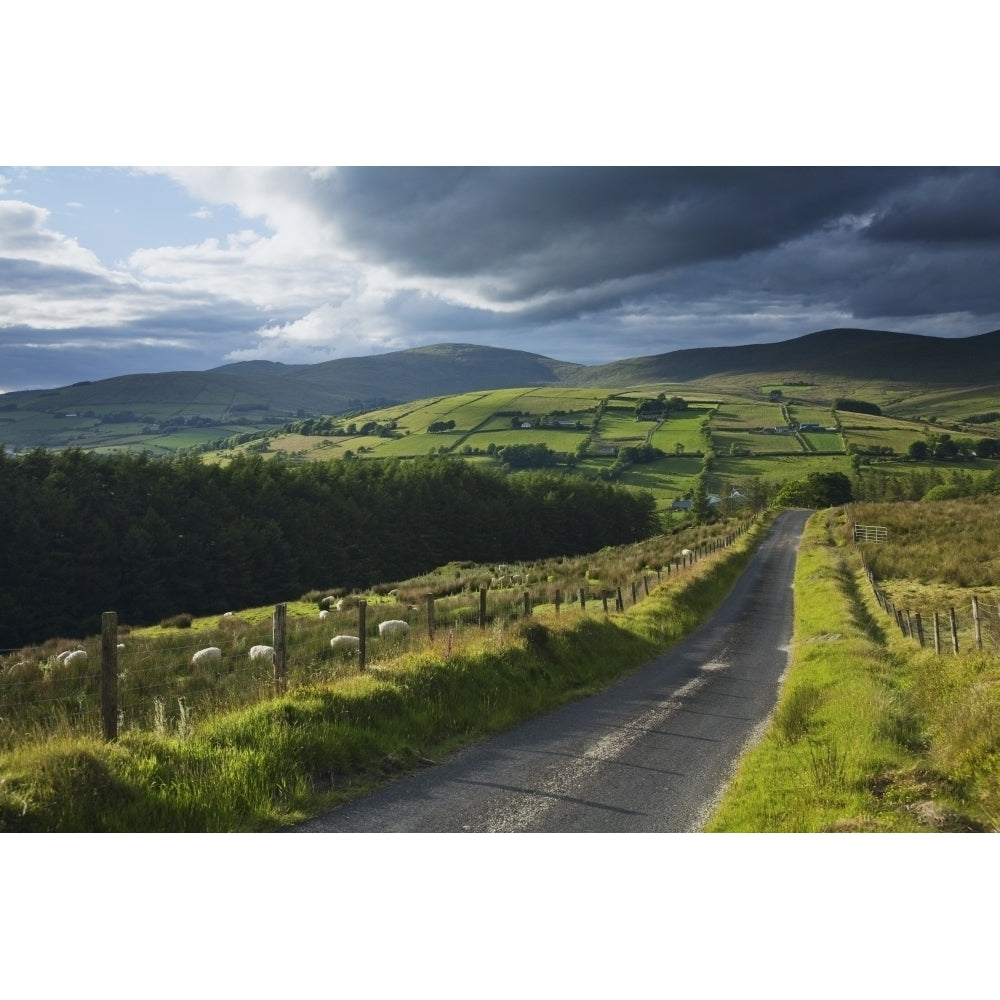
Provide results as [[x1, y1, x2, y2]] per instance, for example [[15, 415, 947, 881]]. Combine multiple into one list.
[[313, 166, 941, 303], [865, 168, 1000, 243]]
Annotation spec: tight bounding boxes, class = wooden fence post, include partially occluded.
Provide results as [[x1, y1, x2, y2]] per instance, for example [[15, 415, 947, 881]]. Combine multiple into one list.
[[479, 587, 487, 629], [631, 581, 638, 604], [555, 589, 561, 615], [602, 592, 609, 614], [616, 586, 624, 612], [272, 603, 287, 692], [523, 590, 531, 618], [949, 607, 959, 654], [972, 596, 983, 651], [101, 611, 118, 742], [358, 599, 367, 670], [643, 576, 649, 596], [425, 593, 435, 639], [933, 612, 941, 655], [914, 613, 925, 648], [579, 588, 586, 610]]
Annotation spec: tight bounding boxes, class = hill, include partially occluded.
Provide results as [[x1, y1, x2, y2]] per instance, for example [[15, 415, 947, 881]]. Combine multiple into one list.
[[2, 328, 1000, 452], [579, 327, 1000, 386]]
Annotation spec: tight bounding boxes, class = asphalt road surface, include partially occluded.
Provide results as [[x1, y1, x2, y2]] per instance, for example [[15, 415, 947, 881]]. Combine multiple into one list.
[[294, 509, 813, 833]]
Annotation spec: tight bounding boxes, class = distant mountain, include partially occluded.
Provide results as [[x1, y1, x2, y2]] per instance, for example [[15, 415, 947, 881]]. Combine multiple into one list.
[[578, 328, 1000, 385], [4, 330, 1000, 452]]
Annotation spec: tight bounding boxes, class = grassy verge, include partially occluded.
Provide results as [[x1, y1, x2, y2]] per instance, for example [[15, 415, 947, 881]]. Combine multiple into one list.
[[0, 516, 772, 832], [706, 507, 998, 832]]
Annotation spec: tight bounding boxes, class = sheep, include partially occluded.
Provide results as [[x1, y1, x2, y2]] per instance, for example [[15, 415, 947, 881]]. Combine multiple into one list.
[[334, 599, 345, 611], [319, 610, 329, 620], [681, 548, 694, 557], [378, 620, 410, 639], [330, 635, 360, 653], [62, 649, 87, 667], [192, 646, 222, 666], [249, 644, 274, 662]]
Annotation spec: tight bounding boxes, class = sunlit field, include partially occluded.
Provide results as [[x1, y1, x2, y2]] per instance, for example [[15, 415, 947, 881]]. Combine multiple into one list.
[[840, 414, 928, 455], [800, 431, 844, 452], [648, 409, 710, 454]]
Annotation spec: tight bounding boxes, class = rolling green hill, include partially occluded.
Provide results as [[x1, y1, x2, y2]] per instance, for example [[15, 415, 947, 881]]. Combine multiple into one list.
[[3, 328, 1000, 454]]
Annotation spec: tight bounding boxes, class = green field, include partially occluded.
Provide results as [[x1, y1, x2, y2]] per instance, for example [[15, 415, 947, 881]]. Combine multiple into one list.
[[11, 374, 1000, 524], [648, 409, 710, 454]]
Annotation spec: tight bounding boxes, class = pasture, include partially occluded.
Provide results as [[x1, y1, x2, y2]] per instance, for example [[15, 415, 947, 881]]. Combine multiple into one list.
[[593, 405, 649, 445], [799, 431, 844, 452], [711, 401, 784, 429], [785, 403, 834, 427]]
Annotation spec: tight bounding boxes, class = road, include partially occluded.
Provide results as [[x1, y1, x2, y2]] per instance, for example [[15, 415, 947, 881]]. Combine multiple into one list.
[[293, 509, 812, 833]]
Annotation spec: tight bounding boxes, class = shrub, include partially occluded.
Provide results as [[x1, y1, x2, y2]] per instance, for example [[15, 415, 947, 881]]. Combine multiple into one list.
[[160, 613, 193, 629]]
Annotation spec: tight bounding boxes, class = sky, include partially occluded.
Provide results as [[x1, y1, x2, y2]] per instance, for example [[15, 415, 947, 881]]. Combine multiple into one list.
[[4, 164, 1000, 393], [3, 5, 997, 394]]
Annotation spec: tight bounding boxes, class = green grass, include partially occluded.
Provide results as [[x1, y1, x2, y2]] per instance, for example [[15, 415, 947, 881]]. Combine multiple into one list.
[[0, 516, 769, 831], [706, 506, 998, 832]]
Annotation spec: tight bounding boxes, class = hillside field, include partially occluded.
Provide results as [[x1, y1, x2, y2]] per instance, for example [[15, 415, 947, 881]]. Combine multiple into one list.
[[183, 381, 998, 518]]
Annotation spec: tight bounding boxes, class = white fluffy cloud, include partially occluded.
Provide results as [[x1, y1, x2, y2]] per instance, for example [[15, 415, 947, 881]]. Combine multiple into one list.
[[0, 200, 106, 272]]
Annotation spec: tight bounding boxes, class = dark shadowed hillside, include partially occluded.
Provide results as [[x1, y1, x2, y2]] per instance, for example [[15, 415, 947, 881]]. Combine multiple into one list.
[[577, 328, 1000, 385]]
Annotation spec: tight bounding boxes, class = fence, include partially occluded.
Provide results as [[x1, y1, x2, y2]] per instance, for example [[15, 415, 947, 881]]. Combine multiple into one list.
[[860, 559, 1000, 655], [853, 523, 888, 542], [1, 517, 759, 746]]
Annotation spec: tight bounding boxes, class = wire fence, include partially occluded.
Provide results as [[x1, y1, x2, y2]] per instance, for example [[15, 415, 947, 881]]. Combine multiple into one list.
[[1, 517, 759, 747], [859, 558, 1000, 655]]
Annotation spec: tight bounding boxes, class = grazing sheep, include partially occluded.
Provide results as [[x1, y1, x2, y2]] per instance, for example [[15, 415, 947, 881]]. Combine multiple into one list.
[[330, 635, 360, 653], [681, 548, 693, 558], [192, 646, 222, 666], [378, 620, 410, 639], [62, 649, 87, 666], [334, 598, 345, 611], [249, 644, 274, 662], [319, 610, 329, 620]]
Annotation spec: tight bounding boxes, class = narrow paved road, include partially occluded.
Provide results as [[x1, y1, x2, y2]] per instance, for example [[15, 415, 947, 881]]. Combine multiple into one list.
[[294, 509, 812, 833]]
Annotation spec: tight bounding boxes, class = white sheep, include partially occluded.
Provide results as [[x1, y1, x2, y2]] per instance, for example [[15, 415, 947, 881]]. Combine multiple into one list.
[[319, 609, 329, 620], [192, 646, 222, 666], [378, 620, 410, 639], [249, 644, 274, 662], [62, 649, 87, 666], [334, 598, 345, 611], [330, 635, 360, 653], [681, 548, 694, 558]]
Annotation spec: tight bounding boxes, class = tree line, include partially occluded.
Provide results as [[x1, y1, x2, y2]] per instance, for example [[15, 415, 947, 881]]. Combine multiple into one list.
[[0, 447, 659, 649]]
